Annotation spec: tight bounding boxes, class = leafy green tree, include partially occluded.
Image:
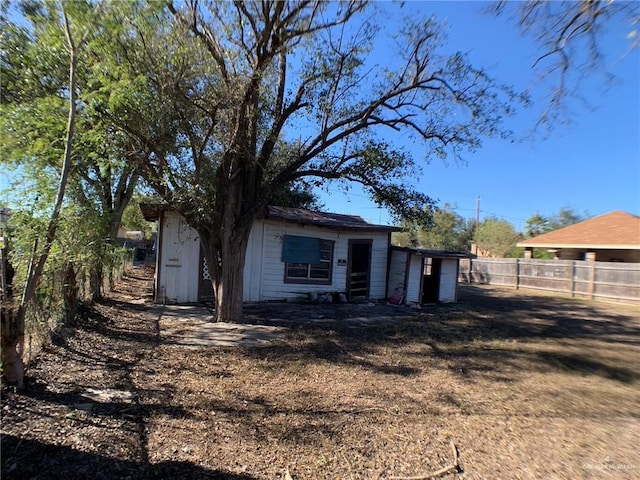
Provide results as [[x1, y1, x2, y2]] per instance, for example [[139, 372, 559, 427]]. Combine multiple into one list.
[[392, 220, 420, 248], [523, 211, 553, 258], [120, 196, 154, 239], [267, 180, 323, 211], [548, 206, 588, 231], [393, 204, 474, 251], [418, 205, 475, 251], [1, 1, 141, 298], [524, 212, 549, 238], [476, 216, 522, 258], [95, 1, 524, 321], [524, 206, 588, 238], [0, 0, 90, 387]]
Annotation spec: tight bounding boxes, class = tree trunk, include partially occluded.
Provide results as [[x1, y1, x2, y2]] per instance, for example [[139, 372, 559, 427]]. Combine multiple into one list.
[[62, 261, 79, 326], [201, 220, 252, 323], [89, 258, 103, 301], [0, 307, 25, 387], [107, 170, 138, 245], [1, 249, 23, 387]]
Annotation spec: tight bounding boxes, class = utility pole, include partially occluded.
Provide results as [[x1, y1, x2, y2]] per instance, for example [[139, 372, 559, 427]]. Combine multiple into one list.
[[475, 195, 480, 237], [472, 195, 480, 256]]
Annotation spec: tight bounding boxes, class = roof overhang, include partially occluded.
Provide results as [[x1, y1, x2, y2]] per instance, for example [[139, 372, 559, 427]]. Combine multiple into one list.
[[391, 245, 474, 259], [139, 203, 166, 222], [517, 242, 640, 250]]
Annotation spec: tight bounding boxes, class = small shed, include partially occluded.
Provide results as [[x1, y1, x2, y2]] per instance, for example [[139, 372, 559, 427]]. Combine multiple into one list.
[[387, 246, 471, 304]]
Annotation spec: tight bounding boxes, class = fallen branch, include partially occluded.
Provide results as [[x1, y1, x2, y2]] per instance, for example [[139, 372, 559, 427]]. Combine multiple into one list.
[[387, 441, 461, 480], [342, 452, 355, 480]]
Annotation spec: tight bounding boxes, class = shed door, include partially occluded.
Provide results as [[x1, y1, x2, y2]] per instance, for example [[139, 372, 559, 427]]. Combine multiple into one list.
[[347, 240, 372, 299], [160, 214, 200, 303], [422, 257, 441, 303]]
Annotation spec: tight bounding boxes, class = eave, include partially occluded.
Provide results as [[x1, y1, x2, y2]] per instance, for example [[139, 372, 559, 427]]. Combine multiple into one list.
[[516, 242, 640, 250]]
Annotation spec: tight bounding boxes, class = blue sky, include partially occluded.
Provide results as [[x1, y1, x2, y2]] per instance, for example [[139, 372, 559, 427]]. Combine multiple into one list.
[[316, 1, 640, 231], [2, 1, 638, 233]]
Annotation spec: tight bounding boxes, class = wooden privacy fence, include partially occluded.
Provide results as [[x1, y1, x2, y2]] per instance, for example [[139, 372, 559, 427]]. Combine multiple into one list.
[[459, 257, 640, 304]]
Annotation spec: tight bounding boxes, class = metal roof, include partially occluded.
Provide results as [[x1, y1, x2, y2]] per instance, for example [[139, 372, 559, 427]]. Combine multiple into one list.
[[390, 245, 474, 259], [265, 206, 402, 232]]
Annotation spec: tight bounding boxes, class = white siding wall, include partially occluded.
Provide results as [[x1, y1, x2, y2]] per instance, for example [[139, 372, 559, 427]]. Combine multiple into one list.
[[158, 213, 394, 303], [247, 220, 391, 301], [243, 222, 265, 302], [438, 259, 458, 303], [387, 249, 407, 298], [406, 254, 423, 303], [158, 212, 201, 303]]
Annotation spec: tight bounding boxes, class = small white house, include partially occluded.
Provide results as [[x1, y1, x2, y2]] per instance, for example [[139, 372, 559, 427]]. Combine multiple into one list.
[[387, 246, 470, 304], [142, 205, 401, 304]]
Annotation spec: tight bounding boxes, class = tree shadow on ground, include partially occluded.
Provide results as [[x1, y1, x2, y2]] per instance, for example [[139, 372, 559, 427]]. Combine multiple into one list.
[[1, 434, 258, 480], [4, 273, 637, 479], [241, 286, 640, 344], [239, 285, 640, 384], [2, 288, 250, 480], [457, 286, 640, 342]]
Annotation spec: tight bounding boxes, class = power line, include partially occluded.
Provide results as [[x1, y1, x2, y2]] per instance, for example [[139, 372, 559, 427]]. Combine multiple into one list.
[[319, 186, 531, 226]]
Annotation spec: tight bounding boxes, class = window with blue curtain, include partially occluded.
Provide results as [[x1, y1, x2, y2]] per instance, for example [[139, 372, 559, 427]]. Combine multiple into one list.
[[282, 235, 322, 263], [282, 235, 333, 283]]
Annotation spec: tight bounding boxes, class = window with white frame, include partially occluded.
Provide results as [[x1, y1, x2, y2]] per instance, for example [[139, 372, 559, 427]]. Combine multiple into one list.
[[424, 257, 433, 276]]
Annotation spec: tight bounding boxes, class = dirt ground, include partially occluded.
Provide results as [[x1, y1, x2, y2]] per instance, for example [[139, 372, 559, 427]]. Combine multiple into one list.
[[2, 267, 639, 480]]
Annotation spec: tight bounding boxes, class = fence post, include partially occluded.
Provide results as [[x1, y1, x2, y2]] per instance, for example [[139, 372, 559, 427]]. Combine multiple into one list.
[[569, 261, 575, 297], [589, 262, 596, 300], [515, 258, 520, 289]]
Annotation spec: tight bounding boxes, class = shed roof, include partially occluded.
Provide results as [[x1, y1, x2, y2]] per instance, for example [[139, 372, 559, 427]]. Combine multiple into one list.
[[391, 245, 473, 259], [139, 202, 164, 222], [265, 206, 402, 232], [517, 211, 640, 250]]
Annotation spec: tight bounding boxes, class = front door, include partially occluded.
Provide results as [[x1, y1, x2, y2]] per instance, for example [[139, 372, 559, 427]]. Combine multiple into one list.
[[347, 240, 372, 299]]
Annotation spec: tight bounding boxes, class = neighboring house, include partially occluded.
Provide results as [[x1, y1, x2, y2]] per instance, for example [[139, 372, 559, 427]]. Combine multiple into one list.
[[141, 205, 401, 304], [517, 211, 640, 262], [117, 227, 144, 241], [116, 226, 154, 262], [388, 246, 470, 304]]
